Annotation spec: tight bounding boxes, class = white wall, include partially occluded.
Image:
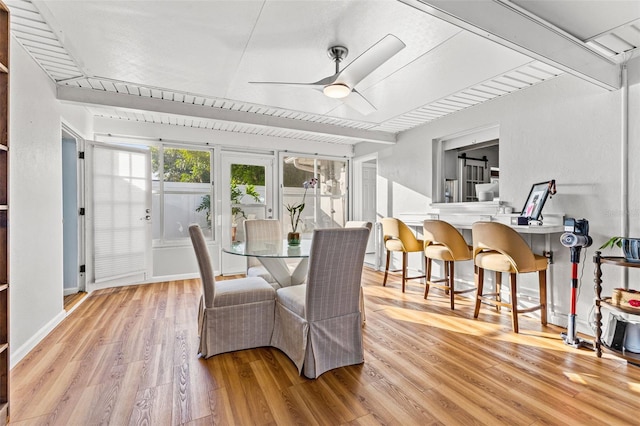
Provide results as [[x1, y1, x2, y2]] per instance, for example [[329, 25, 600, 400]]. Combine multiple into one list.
[[356, 66, 640, 335], [627, 58, 640, 237], [9, 39, 65, 365]]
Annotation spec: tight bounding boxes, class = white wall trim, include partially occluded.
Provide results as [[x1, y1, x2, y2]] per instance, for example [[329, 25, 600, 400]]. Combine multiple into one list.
[[10, 310, 66, 369], [143, 273, 200, 284], [63, 287, 80, 296]]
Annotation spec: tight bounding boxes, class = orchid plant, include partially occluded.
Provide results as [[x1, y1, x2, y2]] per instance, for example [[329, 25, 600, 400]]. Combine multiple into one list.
[[285, 177, 318, 233]]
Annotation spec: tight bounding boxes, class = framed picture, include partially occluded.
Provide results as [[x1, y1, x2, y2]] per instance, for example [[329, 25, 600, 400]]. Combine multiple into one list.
[[520, 181, 553, 221]]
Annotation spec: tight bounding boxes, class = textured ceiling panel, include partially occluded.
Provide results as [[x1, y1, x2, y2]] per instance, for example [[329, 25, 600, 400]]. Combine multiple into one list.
[[586, 19, 640, 57], [373, 61, 563, 133], [6, 0, 83, 80], [9, 0, 618, 144]]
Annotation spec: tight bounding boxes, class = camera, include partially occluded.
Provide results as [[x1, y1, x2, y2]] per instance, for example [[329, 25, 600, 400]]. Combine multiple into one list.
[[560, 218, 593, 248]]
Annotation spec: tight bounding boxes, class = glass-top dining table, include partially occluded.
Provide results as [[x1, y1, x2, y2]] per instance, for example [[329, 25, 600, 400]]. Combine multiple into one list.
[[222, 239, 312, 286]]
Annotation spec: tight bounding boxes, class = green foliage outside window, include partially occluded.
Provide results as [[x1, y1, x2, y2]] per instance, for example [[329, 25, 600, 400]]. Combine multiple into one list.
[[152, 147, 266, 227], [230, 164, 264, 224], [151, 147, 210, 183]]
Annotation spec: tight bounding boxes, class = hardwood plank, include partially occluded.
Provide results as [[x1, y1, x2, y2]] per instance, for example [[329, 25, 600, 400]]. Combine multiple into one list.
[[9, 271, 640, 425], [130, 383, 173, 426]]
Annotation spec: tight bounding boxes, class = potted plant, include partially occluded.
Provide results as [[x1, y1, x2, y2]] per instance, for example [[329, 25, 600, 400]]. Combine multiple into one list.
[[196, 179, 261, 241], [285, 177, 317, 246], [600, 236, 640, 262], [230, 180, 261, 241]]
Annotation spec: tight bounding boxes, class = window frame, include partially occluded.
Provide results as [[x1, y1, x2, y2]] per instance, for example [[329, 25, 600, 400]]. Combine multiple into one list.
[[279, 152, 350, 235], [151, 143, 215, 247]]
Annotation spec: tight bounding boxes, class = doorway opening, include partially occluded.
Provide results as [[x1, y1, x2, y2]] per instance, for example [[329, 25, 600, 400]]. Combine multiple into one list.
[[62, 126, 86, 309]]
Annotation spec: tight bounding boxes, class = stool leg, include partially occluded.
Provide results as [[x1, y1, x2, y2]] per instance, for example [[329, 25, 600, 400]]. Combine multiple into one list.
[[424, 257, 432, 299], [474, 266, 484, 318], [443, 260, 450, 295], [539, 269, 547, 325], [402, 252, 407, 293], [383, 250, 391, 287], [510, 272, 519, 333], [448, 261, 455, 310], [495, 271, 502, 312]]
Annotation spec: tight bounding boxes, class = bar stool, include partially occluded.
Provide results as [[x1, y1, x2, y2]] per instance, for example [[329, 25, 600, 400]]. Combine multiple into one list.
[[472, 221, 548, 333], [380, 218, 425, 293], [423, 220, 474, 309]]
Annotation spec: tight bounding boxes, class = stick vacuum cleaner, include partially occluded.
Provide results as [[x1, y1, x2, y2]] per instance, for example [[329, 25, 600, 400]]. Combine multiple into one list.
[[560, 218, 594, 348]]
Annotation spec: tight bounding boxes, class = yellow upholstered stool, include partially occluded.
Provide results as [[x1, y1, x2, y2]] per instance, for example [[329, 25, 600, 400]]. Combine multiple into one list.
[[380, 218, 425, 293], [423, 220, 474, 309], [472, 221, 548, 333]]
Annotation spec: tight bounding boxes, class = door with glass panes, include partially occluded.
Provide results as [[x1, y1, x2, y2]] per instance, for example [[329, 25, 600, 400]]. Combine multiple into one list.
[[220, 154, 274, 275], [281, 155, 348, 238]]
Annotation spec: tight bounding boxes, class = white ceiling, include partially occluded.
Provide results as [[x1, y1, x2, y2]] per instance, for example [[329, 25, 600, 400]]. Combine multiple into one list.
[[6, 0, 640, 145]]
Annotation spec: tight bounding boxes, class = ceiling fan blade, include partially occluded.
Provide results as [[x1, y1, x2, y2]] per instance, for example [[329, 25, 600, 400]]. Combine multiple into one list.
[[249, 73, 339, 88], [337, 34, 406, 88], [342, 89, 376, 116]]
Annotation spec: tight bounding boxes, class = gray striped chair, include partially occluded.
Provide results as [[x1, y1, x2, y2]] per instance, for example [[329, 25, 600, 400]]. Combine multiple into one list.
[[271, 227, 370, 378], [189, 224, 276, 358], [345, 221, 373, 323], [244, 218, 302, 289]]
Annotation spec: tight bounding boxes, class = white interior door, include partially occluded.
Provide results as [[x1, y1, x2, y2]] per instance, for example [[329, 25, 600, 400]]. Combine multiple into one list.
[[220, 153, 274, 275], [362, 162, 377, 253], [354, 154, 378, 267], [87, 142, 152, 288]]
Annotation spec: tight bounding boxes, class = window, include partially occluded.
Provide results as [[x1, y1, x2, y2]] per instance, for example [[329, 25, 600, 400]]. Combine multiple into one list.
[[230, 162, 266, 242], [282, 155, 348, 235], [435, 125, 499, 203], [151, 146, 213, 243]]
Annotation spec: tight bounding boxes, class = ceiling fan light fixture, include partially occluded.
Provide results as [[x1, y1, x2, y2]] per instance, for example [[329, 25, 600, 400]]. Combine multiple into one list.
[[323, 83, 351, 99]]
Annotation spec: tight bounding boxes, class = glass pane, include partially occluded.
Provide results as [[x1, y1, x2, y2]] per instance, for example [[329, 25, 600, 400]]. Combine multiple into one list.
[[163, 190, 212, 240], [93, 146, 148, 281], [230, 163, 266, 242], [154, 147, 210, 183], [317, 159, 347, 228], [282, 156, 348, 235], [151, 146, 213, 242]]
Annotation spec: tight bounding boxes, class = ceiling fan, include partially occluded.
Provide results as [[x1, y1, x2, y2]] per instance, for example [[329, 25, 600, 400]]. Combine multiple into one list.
[[250, 34, 406, 115]]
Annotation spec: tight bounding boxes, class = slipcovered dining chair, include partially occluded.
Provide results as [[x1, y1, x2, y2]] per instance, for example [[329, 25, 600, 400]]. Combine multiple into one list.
[[244, 219, 287, 289], [345, 221, 373, 324], [472, 221, 548, 333], [189, 224, 276, 357], [380, 217, 425, 292], [423, 220, 474, 309], [271, 227, 369, 378]]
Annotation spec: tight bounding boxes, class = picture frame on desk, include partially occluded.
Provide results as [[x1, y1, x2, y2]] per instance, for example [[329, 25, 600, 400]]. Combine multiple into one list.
[[520, 180, 554, 222]]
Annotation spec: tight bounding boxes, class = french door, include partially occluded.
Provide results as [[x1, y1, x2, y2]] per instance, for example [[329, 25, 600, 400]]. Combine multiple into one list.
[[87, 141, 152, 288], [220, 153, 274, 275]]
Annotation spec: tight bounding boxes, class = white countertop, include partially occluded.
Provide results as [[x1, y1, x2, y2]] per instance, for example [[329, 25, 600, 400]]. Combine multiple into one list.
[[398, 207, 565, 235]]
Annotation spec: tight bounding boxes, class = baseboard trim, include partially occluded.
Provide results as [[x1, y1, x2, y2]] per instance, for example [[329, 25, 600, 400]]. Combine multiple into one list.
[[143, 272, 200, 284], [10, 309, 67, 369], [63, 286, 80, 296]]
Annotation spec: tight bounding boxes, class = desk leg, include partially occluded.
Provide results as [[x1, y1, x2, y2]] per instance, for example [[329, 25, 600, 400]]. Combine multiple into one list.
[[258, 258, 293, 287]]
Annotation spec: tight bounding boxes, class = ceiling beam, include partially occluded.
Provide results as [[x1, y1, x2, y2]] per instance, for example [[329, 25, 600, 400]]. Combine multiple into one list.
[[400, 0, 621, 90], [56, 86, 397, 145]]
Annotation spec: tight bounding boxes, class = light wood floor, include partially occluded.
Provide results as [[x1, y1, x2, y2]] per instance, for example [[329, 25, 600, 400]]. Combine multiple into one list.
[[63, 291, 88, 312], [10, 268, 640, 425]]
